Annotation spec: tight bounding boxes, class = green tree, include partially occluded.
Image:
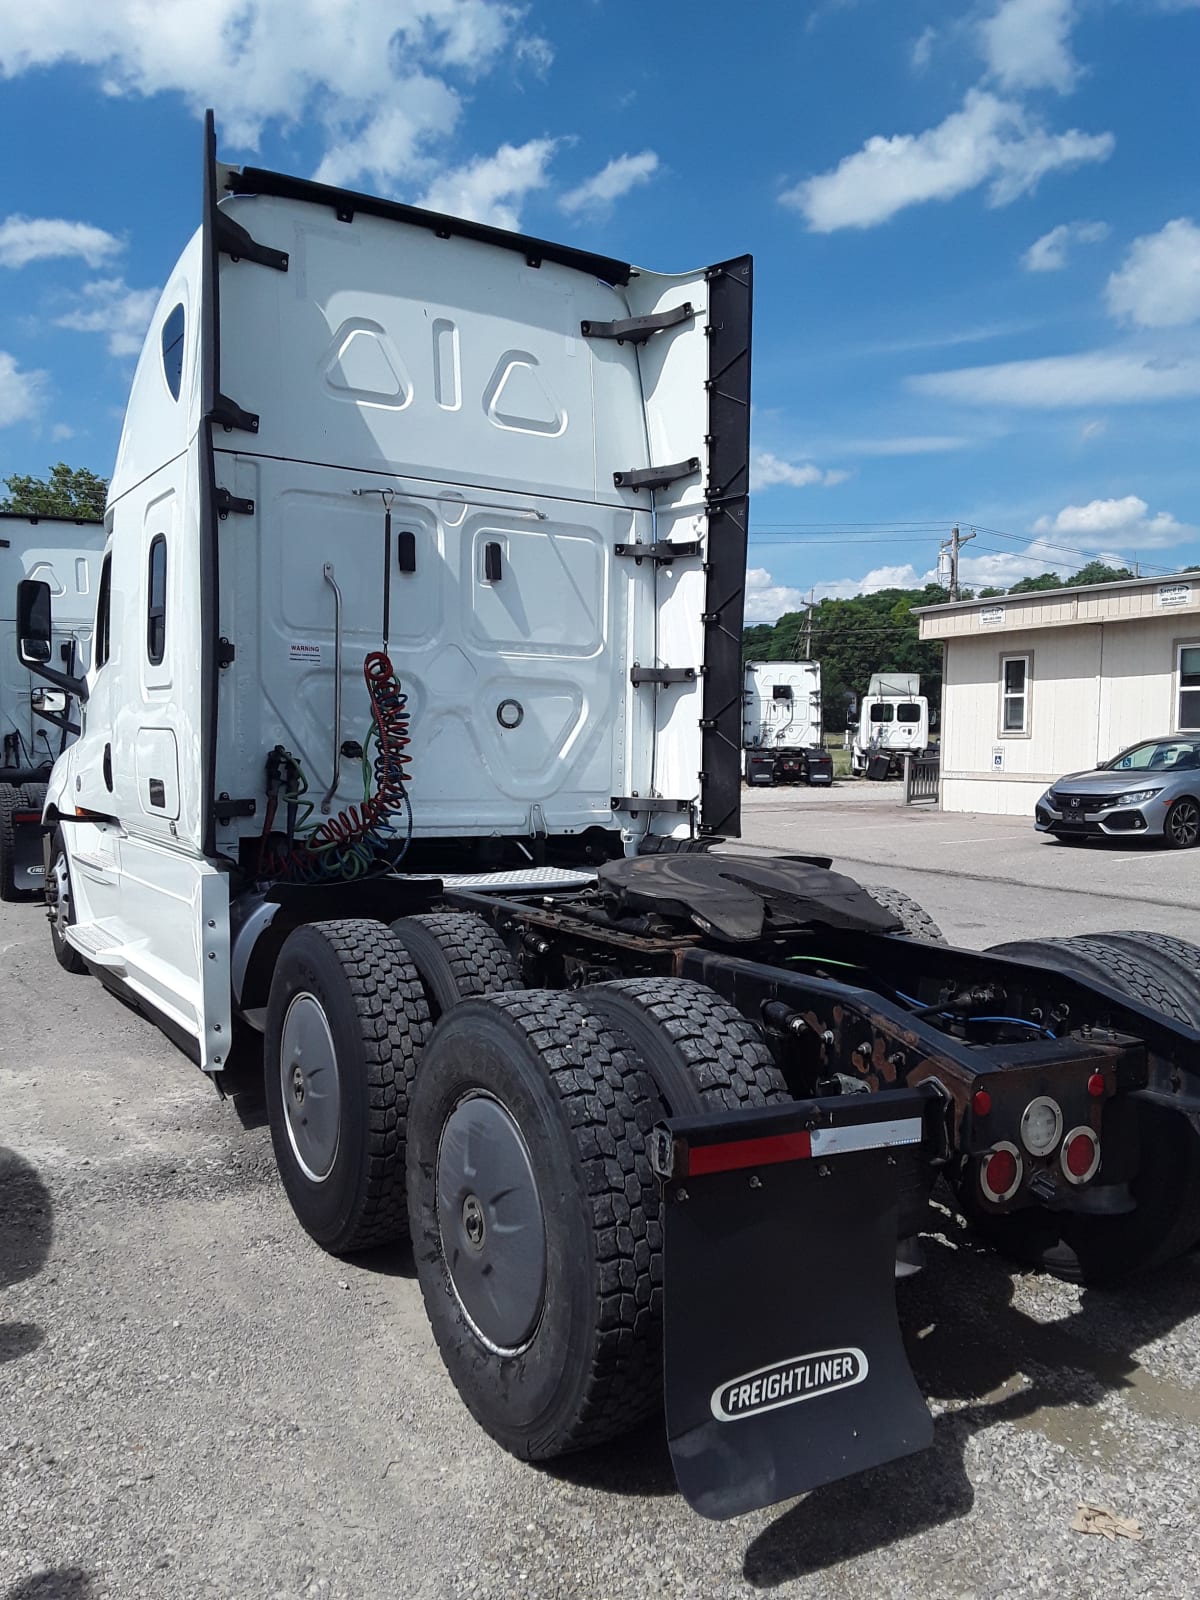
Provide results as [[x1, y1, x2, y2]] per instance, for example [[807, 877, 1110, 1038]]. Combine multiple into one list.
[[1, 462, 108, 519], [1063, 560, 1135, 587]]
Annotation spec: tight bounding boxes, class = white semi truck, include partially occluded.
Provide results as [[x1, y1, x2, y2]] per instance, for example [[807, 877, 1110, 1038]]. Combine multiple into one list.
[[16, 113, 1200, 1521], [849, 671, 931, 777], [742, 660, 832, 786], [0, 513, 104, 899]]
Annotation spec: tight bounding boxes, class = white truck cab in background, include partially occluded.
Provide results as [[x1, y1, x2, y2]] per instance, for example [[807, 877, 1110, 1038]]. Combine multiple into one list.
[[0, 513, 104, 899], [742, 660, 831, 786], [849, 672, 930, 777]]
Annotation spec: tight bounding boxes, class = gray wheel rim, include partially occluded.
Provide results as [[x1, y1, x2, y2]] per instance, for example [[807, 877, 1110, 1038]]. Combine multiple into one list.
[[50, 850, 71, 941], [436, 1093, 547, 1355], [280, 993, 341, 1183], [1168, 800, 1199, 847]]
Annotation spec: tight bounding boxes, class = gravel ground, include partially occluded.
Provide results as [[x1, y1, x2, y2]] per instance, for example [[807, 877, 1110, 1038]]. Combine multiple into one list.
[[5, 844, 1200, 1599]]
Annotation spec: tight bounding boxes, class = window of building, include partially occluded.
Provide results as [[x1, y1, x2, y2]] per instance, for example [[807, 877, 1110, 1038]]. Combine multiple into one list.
[[161, 304, 185, 401], [147, 536, 167, 664], [1178, 644, 1200, 732], [869, 703, 894, 723], [95, 554, 112, 669], [1001, 655, 1028, 734]]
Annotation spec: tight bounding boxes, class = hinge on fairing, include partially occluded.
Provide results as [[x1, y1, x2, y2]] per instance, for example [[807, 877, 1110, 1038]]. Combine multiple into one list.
[[614, 540, 702, 564], [217, 637, 236, 668], [630, 665, 698, 687], [214, 211, 289, 272], [209, 394, 260, 434], [215, 488, 255, 518], [613, 458, 700, 493], [213, 795, 256, 823], [581, 302, 694, 345]]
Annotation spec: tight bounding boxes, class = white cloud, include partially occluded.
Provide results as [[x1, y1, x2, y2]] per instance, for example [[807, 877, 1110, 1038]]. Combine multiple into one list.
[[313, 86, 461, 190], [815, 564, 922, 601], [911, 26, 937, 70], [980, 0, 1079, 93], [1106, 218, 1200, 329], [1032, 494, 1196, 548], [909, 347, 1200, 407], [559, 151, 659, 217], [0, 214, 122, 269], [0, 350, 47, 426], [752, 451, 849, 490], [744, 567, 809, 622], [51, 422, 76, 441], [1022, 217, 1108, 271], [54, 277, 159, 357], [783, 90, 1113, 232], [841, 435, 971, 456], [953, 538, 1102, 588], [0, 1, 531, 187], [513, 35, 553, 76], [1080, 418, 1107, 440], [417, 138, 557, 229]]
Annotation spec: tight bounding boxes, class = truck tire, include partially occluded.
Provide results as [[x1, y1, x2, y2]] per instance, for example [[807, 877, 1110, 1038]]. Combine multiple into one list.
[[407, 991, 663, 1458], [961, 934, 1200, 1281], [389, 912, 522, 1017], [0, 784, 20, 902], [46, 828, 87, 972], [861, 884, 946, 943], [265, 919, 431, 1254], [1077, 931, 1200, 1028], [580, 976, 789, 1113]]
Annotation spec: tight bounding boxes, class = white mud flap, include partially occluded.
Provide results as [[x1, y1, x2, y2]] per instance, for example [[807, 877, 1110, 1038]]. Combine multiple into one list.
[[652, 1088, 935, 1519]]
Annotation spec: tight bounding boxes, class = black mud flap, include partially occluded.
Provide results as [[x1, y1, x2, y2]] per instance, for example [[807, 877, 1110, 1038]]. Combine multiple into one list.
[[11, 810, 47, 893], [653, 1088, 936, 1520]]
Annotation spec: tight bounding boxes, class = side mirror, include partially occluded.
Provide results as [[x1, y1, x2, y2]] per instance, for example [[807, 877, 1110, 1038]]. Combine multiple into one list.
[[15, 577, 88, 703], [17, 579, 52, 665]]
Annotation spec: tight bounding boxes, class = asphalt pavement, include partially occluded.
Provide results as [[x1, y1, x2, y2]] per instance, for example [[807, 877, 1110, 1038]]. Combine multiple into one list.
[[4, 798, 1200, 1599]]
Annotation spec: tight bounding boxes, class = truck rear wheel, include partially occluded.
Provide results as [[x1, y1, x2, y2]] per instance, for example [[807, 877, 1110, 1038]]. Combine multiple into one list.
[[960, 934, 1200, 1281], [389, 911, 522, 1017], [406, 991, 663, 1459], [862, 884, 946, 943], [265, 919, 431, 1254], [46, 828, 87, 973], [581, 976, 789, 1113]]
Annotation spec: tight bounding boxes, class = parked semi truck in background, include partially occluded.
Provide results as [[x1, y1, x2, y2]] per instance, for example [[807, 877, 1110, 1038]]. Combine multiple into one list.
[[742, 659, 832, 786], [0, 513, 104, 900], [16, 113, 1200, 1522], [850, 671, 931, 777]]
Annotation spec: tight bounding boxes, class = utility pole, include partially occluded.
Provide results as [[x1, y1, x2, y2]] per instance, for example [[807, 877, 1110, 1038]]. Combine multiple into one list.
[[804, 588, 815, 657], [939, 525, 975, 601]]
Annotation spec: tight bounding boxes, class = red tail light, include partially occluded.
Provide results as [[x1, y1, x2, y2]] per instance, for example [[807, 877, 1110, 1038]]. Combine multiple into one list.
[[980, 1142, 1022, 1203], [1061, 1126, 1100, 1184]]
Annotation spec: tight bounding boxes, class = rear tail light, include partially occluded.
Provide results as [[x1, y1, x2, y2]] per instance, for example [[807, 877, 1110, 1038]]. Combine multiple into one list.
[[1019, 1095, 1063, 1156], [980, 1142, 1022, 1203], [1061, 1126, 1100, 1184]]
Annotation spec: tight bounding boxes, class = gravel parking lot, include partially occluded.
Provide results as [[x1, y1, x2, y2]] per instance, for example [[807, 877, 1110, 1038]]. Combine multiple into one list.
[[5, 798, 1200, 1600]]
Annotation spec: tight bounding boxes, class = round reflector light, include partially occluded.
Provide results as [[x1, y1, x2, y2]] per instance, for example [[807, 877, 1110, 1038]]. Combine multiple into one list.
[[980, 1141, 1022, 1203], [973, 1089, 992, 1118], [1087, 1072, 1106, 1099], [1060, 1126, 1100, 1185], [1019, 1095, 1063, 1156]]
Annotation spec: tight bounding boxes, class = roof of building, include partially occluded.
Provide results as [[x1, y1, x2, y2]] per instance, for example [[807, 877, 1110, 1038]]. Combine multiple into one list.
[[915, 570, 1200, 641]]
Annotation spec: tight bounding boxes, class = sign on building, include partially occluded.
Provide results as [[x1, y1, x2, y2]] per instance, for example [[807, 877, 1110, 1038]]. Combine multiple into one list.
[[1157, 583, 1192, 609], [991, 745, 1005, 771], [980, 606, 1006, 625]]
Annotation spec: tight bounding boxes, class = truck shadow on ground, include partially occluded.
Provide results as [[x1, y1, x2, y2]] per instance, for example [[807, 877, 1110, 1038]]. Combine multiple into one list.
[[3, 1572, 93, 1600], [542, 1216, 1200, 1578], [741, 1223, 1200, 1586], [0, 1146, 53, 1367]]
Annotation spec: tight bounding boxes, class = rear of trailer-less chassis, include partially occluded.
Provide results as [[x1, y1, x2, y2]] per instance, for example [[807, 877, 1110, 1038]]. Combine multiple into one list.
[[245, 859, 1200, 1521]]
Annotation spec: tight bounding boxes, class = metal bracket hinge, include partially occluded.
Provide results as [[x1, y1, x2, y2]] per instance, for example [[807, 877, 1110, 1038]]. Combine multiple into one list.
[[215, 488, 255, 518], [215, 211, 289, 272], [217, 637, 236, 668], [210, 394, 260, 434], [614, 539, 702, 564], [581, 302, 694, 345], [630, 666, 698, 687], [613, 457, 700, 493], [213, 795, 256, 823], [610, 796, 691, 815]]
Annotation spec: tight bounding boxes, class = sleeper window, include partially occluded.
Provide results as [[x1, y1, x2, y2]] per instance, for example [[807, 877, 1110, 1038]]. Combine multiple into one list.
[[161, 304, 185, 401], [95, 554, 112, 669], [1001, 655, 1028, 734], [147, 536, 167, 665]]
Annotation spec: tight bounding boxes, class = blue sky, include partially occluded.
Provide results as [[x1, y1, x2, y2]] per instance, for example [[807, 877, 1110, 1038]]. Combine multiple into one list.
[[1, 0, 1198, 617]]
